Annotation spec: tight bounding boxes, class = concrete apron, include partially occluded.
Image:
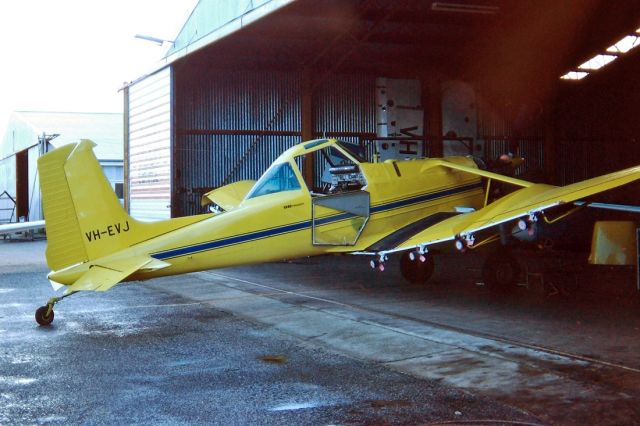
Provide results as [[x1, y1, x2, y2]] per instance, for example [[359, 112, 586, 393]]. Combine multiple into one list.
[[145, 269, 639, 424]]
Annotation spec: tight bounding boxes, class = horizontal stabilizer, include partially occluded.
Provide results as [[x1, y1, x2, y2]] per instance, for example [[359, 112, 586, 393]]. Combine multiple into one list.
[[201, 180, 256, 210], [67, 265, 134, 293], [139, 258, 172, 272], [66, 256, 170, 293]]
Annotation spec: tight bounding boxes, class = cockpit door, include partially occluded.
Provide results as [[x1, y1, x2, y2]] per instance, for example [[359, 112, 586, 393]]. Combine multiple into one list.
[[311, 191, 370, 246]]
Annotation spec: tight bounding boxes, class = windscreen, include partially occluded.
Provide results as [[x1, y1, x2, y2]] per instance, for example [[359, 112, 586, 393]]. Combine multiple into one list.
[[246, 162, 301, 199]]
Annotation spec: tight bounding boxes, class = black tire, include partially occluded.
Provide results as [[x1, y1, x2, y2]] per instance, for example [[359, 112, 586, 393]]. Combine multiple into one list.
[[482, 250, 521, 291], [400, 252, 435, 285], [35, 306, 54, 326]]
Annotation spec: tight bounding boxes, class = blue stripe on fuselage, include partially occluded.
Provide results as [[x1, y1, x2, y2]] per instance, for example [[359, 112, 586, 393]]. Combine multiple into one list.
[[153, 221, 310, 260], [370, 182, 482, 214], [152, 181, 482, 260]]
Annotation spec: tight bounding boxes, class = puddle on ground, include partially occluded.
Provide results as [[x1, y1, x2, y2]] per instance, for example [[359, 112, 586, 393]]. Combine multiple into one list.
[[0, 377, 37, 386], [259, 355, 288, 364], [5, 354, 35, 365], [269, 401, 323, 411], [66, 319, 155, 338], [37, 415, 68, 423]]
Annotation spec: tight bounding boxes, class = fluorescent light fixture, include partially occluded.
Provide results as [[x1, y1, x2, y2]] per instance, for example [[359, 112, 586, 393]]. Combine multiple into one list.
[[577, 54, 617, 70], [560, 71, 589, 80], [606, 35, 640, 53], [431, 2, 499, 15]]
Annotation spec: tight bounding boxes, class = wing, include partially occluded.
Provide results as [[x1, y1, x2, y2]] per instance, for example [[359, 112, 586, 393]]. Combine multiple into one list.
[[0, 220, 46, 235], [387, 164, 640, 254], [59, 256, 170, 293], [431, 158, 533, 188]]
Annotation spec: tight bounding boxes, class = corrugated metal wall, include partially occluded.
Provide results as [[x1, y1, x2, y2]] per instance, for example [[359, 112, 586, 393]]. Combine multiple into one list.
[[174, 69, 303, 216], [173, 70, 300, 216], [476, 95, 545, 181], [127, 67, 172, 221], [133, 59, 557, 218], [171, 67, 555, 216], [172, 69, 378, 216], [312, 74, 377, 187], [313, 74, 377, 140], [176, 134, 302, 215]]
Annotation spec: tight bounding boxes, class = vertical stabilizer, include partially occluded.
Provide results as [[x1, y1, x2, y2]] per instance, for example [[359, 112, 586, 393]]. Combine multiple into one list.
[[38, 144, 89, 270], [38, 140, 135, 270]]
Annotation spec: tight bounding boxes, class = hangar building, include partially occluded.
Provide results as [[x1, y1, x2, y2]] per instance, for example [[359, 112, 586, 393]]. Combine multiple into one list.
[[123, 0, 640, 221], [0, 111, 124, 223]]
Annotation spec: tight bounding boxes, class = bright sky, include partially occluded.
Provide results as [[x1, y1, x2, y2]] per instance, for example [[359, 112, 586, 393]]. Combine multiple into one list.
[[0, 0, 198, 136]]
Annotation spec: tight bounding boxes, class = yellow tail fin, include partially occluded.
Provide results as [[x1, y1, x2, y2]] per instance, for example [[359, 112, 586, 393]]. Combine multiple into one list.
[[38, 140, 134, 270], [39, 140, 212, 271]]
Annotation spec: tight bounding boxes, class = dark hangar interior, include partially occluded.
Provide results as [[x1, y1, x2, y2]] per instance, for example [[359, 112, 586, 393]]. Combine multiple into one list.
[[124, 0, 640, 218]]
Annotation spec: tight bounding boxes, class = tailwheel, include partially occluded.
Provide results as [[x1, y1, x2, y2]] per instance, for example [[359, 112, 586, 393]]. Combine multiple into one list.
[[35, 305, 54, 326], [400, 251, 435, 285], [34, 292, 76, 326], [482, 249, 521, 292]]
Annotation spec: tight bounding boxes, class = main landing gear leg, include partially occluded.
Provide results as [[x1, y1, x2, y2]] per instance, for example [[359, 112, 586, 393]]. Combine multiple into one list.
[[482, 249, 521, 292], [35, 292, 77, 326]]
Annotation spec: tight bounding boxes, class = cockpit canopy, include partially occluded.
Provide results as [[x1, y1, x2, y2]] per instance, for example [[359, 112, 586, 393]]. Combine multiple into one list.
[[245, 162, 301, 199], [245, 139, 368, 200]]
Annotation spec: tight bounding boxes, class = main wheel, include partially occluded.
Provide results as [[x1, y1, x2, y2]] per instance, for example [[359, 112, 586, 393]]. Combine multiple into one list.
[[35, 306, 54, 326], [482, 250, 521, 292], [400, 252, 435, 285]]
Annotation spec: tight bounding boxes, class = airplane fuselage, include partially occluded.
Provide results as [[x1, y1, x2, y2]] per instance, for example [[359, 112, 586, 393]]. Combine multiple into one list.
[[50, 155, 484, 286]]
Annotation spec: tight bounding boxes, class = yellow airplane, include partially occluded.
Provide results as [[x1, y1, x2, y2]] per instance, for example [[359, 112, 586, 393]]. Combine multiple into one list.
[[33, 138, 640, 325]]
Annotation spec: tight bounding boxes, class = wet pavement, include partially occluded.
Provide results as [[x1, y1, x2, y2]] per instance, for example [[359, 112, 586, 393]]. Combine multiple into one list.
[[156, 259, 640, 426], [0, 240, 539, 425], [3, 239, 640, 425]]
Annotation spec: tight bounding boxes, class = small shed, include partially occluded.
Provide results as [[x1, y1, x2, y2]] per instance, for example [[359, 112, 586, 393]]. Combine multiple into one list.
[[0, 111, 124, 223]]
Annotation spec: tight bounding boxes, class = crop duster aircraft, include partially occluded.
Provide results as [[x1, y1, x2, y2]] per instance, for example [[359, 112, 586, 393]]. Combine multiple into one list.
[[33, 138, 640, 325]]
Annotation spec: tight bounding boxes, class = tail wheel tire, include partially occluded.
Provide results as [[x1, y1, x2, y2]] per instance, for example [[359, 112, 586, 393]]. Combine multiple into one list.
[[400, 252, 435, 285], [482, 250, 521, 291], [35, 306, 54, 326]]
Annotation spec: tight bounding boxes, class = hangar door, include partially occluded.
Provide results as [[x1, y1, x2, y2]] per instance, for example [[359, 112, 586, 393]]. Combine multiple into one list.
[[126, 67, 172, 221]]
